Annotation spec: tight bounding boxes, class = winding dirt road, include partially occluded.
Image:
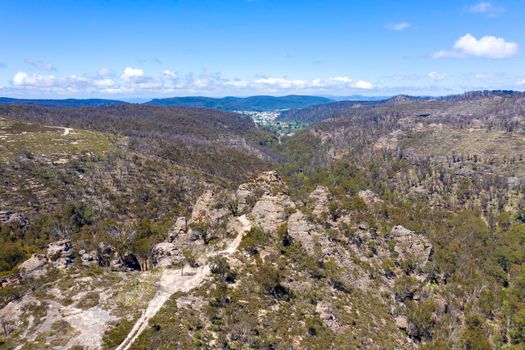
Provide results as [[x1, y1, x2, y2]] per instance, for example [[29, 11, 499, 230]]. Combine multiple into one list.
[[115, 215, 251, 350]]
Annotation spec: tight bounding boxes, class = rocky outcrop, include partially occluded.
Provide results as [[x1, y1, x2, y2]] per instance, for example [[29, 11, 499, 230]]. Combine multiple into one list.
[[373, 130, 403, 152], [0, 211, 29, 229], [308, 186, 331, 218], [389, 225, 432, 268], [236, 171, 284, 214], [167, 217, 187, 242], [18, 254, 48, 278], [152, 242, 180, 267], [47, 240, 75, 269], [287, 211, 315, 253], [17, 240, 76, 277], [251, 193, 295, 233], [190, 190, 232, 225], [358, 190, 383, 206]]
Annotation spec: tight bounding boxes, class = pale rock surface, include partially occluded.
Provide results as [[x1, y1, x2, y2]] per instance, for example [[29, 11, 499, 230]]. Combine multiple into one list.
[[152, 242, 180, 267], [18, 254, 48, 278], [395, 315, 408, 330], [167, 217, 187, 242], [358, 189, 384, 206], [308, 186, 331, 217], [190, 190, 231, 225], [251, 193, 295, 233], [236, 171, 284, 213], [390, 225, 432, 267]]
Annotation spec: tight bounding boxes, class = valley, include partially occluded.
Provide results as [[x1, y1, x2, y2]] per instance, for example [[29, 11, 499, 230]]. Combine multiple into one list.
[[0, 91, 524, 349]]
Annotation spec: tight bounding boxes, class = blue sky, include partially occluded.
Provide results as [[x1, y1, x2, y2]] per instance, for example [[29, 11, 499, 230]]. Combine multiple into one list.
[[0, 0, 524, 98]]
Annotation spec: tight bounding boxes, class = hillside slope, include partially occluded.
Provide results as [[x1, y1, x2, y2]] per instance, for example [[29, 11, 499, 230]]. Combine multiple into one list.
[[146, 95, 332, 111], [1, 92, 525, 349]]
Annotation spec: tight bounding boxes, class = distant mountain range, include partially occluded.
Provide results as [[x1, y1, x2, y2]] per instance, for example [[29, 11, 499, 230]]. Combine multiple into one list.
[[0, 95, 332, 111], [1, 91, 521, 112], [145, 95, 333, 111], [0, 97, 126, 108], [326, 95, 391, 102]]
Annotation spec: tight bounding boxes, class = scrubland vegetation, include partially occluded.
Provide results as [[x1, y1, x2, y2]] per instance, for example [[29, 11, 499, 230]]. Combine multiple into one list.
[[1, 91, 525, 349]]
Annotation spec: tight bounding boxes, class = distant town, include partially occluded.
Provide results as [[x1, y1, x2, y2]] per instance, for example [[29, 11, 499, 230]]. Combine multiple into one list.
[[236, 110, 309, 137]]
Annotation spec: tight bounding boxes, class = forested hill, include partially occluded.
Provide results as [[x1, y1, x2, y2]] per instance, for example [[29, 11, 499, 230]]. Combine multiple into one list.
[[0, 97, 127, 107], [145, 95, 332, 111], [0, 104, 277, 182], [278, 90, 525, 124]]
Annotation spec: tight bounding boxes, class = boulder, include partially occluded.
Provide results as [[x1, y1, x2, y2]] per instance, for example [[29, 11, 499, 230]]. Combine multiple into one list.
[[153, 242, 180, 267], [47, 240, 75, 268], [78, 249, 98, 266], [18, 254, 48, 278], [395, 316, 408, 330]]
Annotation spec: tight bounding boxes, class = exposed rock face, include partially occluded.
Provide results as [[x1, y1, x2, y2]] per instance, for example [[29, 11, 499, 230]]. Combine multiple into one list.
[[18, 254, 48, 278], [153, 242, 180, 267], [287, 211, 315, 253], [374, 130, 403, 152], [236, 171, 284, 214], [389, 225, 432, 267], [251, 193, 295, 233], [168, 217, 187, 242], [0, 211, 30, 229], [190, 190, 231, 225], [395, 316, 408, 330], [79, 249, 99, 266], [308, 186, 331, 218], [358, 190, 383, 206], [47, 240, 75, 269], [18, 240, 78, 276], [316, 301, 342, 331]]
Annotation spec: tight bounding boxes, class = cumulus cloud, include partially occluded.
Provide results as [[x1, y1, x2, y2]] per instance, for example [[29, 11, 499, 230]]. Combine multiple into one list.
[[428, 72, 446, 81], [518, 79, 525, 86], [5, 69, 376, 96], [121, 67, 144, 80], [254, 76, 374, 90], [385, 22, 412, 31], [468, 2, 504, 16], [25, 59, 56, 72], [433, 33, 518, 59]]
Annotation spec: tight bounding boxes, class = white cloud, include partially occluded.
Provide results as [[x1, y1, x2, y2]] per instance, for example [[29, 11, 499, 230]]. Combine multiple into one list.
[[121, 67, 144, 80], [428, 72, 446, 81], [468, 2, 504, 16], [224, 79, 249, 88], [93, 79, 115, 88], [162, 70, 177, 79], [254, 77, 309, 89], [352, 80, 374, 89], [254, 76, 374, 90], [518, 79, 525, 86], [433, 33, 518, 59], [25, 59, 56, 72], [13, 72, 56, 86], [385, 22, 412, 31], [6, 69, 376, 96]]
